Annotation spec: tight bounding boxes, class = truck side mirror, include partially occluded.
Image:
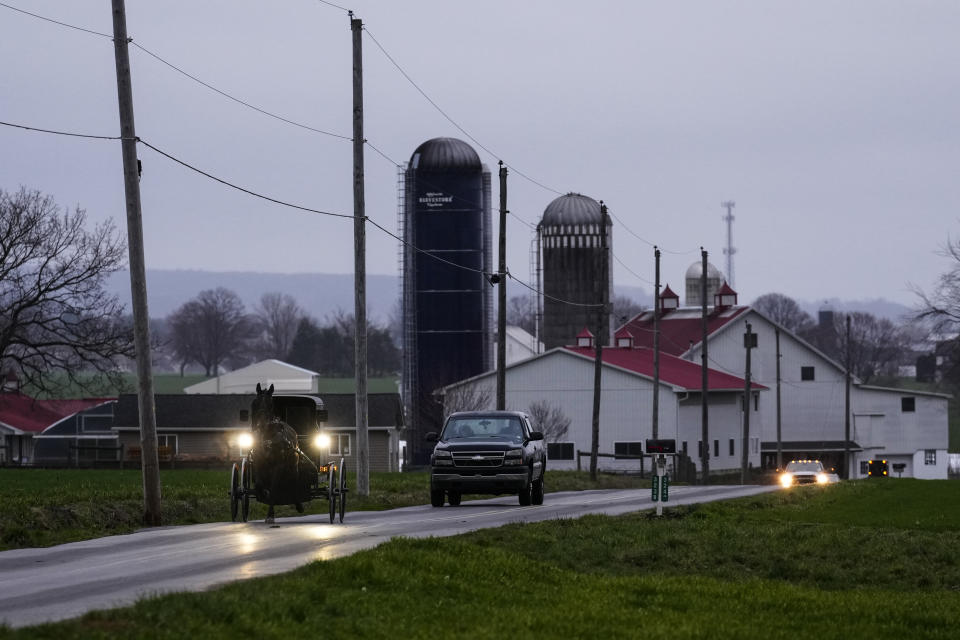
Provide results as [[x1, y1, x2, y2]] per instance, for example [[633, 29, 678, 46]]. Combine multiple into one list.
[[425, 431, 438, 442], [528, 431, 544, 441]]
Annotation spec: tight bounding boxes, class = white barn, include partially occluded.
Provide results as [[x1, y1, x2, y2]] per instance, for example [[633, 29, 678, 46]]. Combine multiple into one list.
[[184, 359, 320, 395], [622, 284, 950, 479], [439, 327, 764, 474]]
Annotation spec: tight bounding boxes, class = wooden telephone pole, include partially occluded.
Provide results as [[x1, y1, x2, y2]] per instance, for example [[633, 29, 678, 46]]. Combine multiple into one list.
[[110, 0, 161, 526], [496, 162, 507, 410], [589, 203, 609, 481], [652, 247, 661, 439], [350, 13, 369, 496], [700, 248, 710, 484], [741, 322, 755, 484]]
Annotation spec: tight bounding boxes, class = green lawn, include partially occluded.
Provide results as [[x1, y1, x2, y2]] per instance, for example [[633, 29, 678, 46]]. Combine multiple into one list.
[[0, 469, 644, 551], [3, 480, 959, 638]]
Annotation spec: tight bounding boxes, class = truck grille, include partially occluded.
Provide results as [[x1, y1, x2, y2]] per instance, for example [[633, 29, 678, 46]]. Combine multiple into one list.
[[452, 451, 505, 467]]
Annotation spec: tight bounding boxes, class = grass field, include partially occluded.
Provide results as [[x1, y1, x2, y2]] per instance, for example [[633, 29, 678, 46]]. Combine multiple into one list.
[[0, 468, 646, 551], [2, 479, 958, 638]]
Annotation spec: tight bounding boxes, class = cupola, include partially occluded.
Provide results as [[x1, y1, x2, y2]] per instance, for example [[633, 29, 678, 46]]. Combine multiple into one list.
[[575, 327, 594, 348], [614, 327, 635, 349], [659, 284, 680, 313], [714, 281, 738, 308]]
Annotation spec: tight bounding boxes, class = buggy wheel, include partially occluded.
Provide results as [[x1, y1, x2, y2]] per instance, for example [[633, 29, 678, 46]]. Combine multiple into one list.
[[230, 463, 240, 521], [337, 457, 347, 523], [240, 457, 251, 522], [327, 464, 337, 524]]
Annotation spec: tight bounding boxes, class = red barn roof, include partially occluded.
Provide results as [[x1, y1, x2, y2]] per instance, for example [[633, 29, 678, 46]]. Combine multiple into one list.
[[563, 345, 765, 391], [619, 305, 751, 356], [0, 393, 112, 434]]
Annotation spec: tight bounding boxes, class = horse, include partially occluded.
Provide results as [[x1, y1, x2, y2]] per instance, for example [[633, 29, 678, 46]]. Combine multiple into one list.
[[250, 383, 315, 523]]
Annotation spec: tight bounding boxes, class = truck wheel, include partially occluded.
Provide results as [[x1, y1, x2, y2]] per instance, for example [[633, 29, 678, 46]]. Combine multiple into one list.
[[447, 490, 462, 506], [518, 474, 532, 506], [532, 474, 544, 505], [430, 486, 445, 507]]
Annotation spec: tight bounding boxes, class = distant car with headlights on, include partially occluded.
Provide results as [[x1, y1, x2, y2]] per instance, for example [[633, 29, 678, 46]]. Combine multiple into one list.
[[779, 459, 835, 487]]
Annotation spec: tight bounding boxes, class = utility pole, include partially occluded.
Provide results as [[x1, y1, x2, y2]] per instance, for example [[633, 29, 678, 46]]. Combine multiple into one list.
[[496, 162, 507, 410], [741, 322, 755, 484], [111, 0, 161, 527], [652, 247, 661, 439], [844, 314, 851, 479], [776, 327, 783, 470], [589, 203, 609, 481], [721, 201, 736, 289], [700, 248, 710, 484], [350, 13, 369, 496]]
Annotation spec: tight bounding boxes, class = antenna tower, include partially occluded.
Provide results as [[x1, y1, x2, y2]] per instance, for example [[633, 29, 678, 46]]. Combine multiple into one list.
[[721, 201, 736, 288]]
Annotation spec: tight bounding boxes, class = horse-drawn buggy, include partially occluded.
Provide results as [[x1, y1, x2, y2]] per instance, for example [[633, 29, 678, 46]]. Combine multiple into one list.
[[230, 384, 348, 524]]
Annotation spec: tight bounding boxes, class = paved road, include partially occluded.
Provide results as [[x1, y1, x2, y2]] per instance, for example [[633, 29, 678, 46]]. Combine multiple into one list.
[[0, 484, 778, 628]]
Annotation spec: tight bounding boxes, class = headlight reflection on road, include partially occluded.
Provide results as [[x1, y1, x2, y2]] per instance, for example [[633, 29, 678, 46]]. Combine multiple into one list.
[[237, 533, 259, 555]]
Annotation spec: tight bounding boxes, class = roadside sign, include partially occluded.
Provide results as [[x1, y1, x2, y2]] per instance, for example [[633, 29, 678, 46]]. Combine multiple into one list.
[[651, 474, 660, 501], [660, 474, 669, 501]]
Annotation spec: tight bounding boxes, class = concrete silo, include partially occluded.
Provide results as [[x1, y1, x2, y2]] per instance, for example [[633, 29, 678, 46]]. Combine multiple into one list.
[[684, 260, 724, 307], [399, 137, 493, 465], [537, 193, 612, 350]]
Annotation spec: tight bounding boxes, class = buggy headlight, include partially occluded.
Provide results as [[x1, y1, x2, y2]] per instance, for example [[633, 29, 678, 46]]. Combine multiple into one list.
[[238, 432, 254, 449], [315, 433, 331, 449], [779, 473, 793, 488], [816, 473, 828, 484]]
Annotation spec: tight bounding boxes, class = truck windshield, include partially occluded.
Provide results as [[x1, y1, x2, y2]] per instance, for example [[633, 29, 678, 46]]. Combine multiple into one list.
[[442, 416, 524, 441], [786, 461, 822, 472]]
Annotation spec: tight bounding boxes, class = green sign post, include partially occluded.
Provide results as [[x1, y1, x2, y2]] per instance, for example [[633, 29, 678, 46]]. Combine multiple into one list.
[[651, 474, 660, 501], [660, 474, 669, 502]]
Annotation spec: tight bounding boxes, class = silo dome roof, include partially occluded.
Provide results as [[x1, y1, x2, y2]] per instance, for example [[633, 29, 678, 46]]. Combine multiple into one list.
[[541, 193, 603, 226], [410, 137, 481, 171], [685, 261, 724, 281]]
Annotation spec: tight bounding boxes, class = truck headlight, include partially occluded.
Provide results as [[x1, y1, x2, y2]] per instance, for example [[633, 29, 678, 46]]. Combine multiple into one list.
[[816, 473, 828, 484], [238, 432, 254, 449], [433, 450, 453, 466], [314, 433, 331, 449], [504, 449, 523, 466], [779, 473, 793, 488]]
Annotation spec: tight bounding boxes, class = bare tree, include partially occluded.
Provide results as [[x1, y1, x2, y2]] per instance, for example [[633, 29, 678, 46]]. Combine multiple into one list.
[[834, 311, 910, 383], [252, 292, 303, 360], [912, 239, 960, 385], [752, 292, 815, 335], [506, 295, 536, 335], [612, 294, 646, 326], [167, 288, 254, 376], [441, 383, 492, 419], [0, 187, 133, 395], [526, 399, 571, 441]]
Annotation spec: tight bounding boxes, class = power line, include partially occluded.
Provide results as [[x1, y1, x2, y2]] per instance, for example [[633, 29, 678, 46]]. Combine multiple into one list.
[[362, 26, 563, 197], [315, 0, 352, 13], [130, 42, 352, 142], [0, 2, 111, 39], [0, 119, 125, 141], [136, 138, 355, 220]]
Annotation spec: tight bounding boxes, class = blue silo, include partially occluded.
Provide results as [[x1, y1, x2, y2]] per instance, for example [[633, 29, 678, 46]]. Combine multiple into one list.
[[400, 137, 493, 465]]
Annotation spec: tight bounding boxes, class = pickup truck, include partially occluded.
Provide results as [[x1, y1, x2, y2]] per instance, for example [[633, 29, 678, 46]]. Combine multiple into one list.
[[427, 410, 547, 507]]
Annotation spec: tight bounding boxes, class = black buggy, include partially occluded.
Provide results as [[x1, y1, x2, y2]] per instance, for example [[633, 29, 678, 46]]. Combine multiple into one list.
[[229, 384, 348, 524]]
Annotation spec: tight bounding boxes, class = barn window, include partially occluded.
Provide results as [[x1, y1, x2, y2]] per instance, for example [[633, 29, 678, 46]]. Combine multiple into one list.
[[713, 440, 719, 457], [902, 397, 916, 412], [614, 441, 643, 458], [924, 450, 936, 465], [729, 439, 735, 456], [801, 366, 815, 381], [547, 442, 574, 460]]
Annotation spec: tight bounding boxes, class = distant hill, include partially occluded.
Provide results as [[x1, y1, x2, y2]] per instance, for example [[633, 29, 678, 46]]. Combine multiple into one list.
[[105, 270, 399, 324], [796, 297, 914, 323]]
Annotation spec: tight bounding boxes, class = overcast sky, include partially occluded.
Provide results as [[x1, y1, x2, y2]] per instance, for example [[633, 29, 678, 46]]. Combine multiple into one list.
[[2, 1, 958, 308]]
